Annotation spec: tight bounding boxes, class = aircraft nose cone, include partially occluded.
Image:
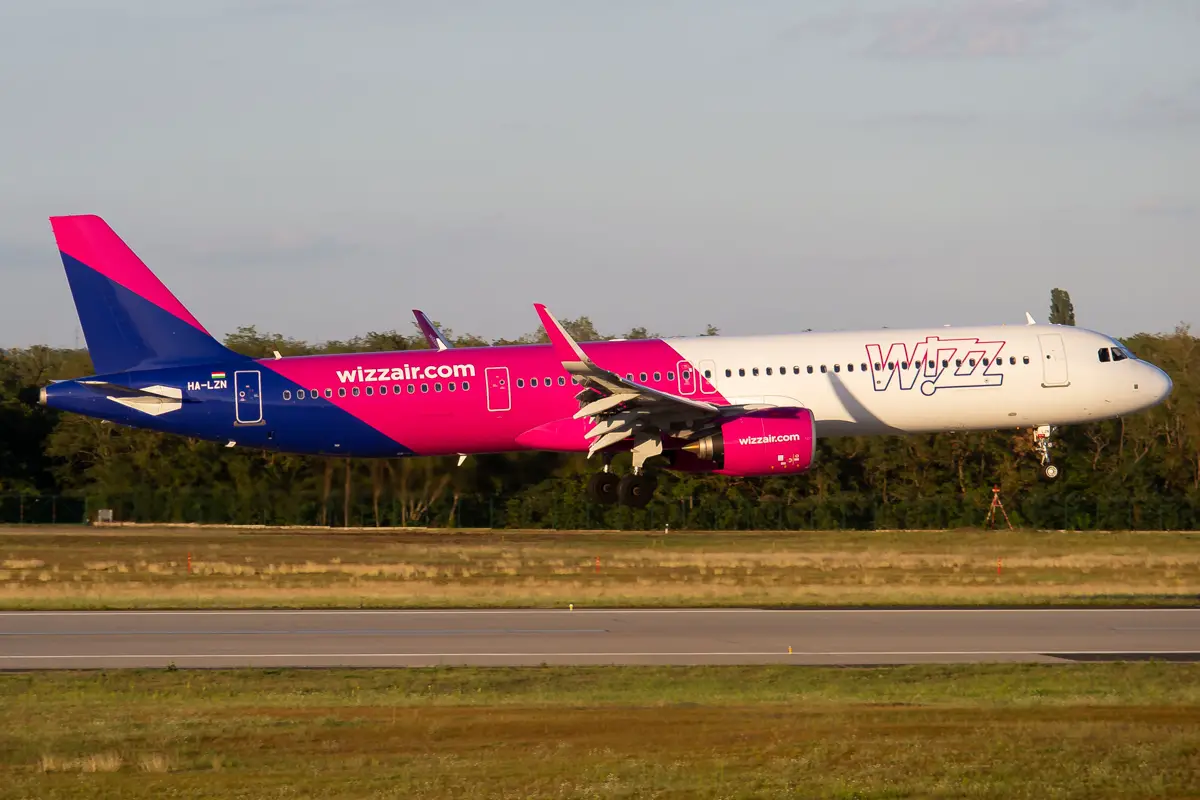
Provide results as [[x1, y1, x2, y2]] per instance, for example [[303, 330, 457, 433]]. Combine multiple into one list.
[[1143, 364, 1172, 405]]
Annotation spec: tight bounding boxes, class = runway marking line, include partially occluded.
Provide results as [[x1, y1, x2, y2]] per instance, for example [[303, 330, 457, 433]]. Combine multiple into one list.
[[3, 650, 1199, 660]]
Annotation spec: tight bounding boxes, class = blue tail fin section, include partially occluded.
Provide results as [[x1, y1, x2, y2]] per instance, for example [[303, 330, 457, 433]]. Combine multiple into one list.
[[50, 215, 232, 373]]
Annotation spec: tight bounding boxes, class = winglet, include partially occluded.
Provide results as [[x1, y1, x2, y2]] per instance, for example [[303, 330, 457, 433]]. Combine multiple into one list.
[[413, 310, 453, 351], [1025, 312, 1037, 326], [534, 303, 592, 373]]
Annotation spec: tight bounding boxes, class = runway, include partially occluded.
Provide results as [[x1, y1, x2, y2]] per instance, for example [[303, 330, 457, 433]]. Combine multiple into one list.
[[1, 608, 1198, 668]]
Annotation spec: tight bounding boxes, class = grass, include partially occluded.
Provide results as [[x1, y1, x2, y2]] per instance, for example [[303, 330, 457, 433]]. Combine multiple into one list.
[[1, 525, 1198, 609], [1, 663, 1198, 798]]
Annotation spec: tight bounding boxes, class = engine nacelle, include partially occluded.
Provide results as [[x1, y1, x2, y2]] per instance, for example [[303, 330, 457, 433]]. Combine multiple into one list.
[[678, 408, 816, 477]]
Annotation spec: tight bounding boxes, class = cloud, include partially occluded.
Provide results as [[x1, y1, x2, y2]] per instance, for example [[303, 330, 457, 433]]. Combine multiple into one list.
[[857, 110, 981, 127], [0, 239, 52, 269], [787, 0, 1139, 60], [1132, 197, 1198, 219], [1126, 82, 1200, 129], [186, 233, 366, 269]]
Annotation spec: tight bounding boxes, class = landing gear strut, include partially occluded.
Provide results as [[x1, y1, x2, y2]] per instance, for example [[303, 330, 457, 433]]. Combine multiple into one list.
[[1034, 425, 1059, 480]]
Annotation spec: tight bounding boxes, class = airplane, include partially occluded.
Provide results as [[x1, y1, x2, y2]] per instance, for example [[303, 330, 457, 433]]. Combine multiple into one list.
[[39, 215, 1172, 508]]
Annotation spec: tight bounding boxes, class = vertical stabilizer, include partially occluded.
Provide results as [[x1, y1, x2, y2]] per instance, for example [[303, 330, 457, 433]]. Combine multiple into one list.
[[49, 215, 231, 373]]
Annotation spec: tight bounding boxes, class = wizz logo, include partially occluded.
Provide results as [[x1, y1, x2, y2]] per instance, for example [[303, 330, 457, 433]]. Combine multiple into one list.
[[866, 336, 1006, 396]]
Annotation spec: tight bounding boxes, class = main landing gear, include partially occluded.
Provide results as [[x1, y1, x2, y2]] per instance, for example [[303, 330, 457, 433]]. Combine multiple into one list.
[[586, 441, 660, 509], [1034, 424, 1059, 480], [586, 470, 657, 508]]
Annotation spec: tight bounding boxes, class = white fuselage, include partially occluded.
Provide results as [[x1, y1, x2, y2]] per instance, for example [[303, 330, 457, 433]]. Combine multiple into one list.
[[665, 324, 1171, 436]]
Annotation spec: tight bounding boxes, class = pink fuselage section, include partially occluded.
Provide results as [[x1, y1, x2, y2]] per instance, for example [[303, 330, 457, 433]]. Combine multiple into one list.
[[263, 339, 728, 456]]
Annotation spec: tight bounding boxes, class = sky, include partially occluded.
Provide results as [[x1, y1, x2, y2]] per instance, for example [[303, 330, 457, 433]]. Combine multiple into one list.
[[1, 0, 1197, 347]]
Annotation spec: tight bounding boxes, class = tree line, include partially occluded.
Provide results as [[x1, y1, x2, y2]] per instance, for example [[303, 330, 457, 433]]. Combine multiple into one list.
[[2, 293, 1198, 530]]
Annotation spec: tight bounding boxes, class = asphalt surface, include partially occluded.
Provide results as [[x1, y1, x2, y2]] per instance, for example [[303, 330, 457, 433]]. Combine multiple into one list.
[[2, 608, 1198, 668]]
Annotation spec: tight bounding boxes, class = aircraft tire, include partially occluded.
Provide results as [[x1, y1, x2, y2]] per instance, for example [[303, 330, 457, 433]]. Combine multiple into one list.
[[587, 472, 620, 504], [618, 473, 655, 509]]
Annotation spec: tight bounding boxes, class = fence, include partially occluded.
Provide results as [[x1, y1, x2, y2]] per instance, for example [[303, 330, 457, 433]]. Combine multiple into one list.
[[3, 489, 1198, 531]]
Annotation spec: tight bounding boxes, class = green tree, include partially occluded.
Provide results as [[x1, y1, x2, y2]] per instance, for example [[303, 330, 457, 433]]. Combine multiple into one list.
[[1049, 289, 1076, 326]]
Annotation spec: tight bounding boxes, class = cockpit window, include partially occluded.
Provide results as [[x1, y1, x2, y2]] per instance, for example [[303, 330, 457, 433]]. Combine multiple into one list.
[[1098, 348, 1111, 363], [1111, 347, 1128, 362]]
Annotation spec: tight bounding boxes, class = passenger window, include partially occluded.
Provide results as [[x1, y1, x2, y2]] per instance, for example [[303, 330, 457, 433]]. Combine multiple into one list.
[[833, 364, 841, 373], [900, 362, 908, 369], [558, 376, 566, 386], [765, 367, 773, 376], [981, 358, 989, 366], [296, 390, 305, 399], [421, 384, 429, 393], [325, 389, 333, 399], [738, 368, 745, 377], [807, 366, 814, 374], [793, 367, 800, 375], [542, 378, 550, 387], [873, 362, 881, 371], [338, 388, 346, 397], [955, 359, 962, 367], [927, 360, 934, 369], [887, 362, 895, 370], [517, 378, 524, 388], [407, 384, 415, 394], [627, 373, 633, 381], [283, 390, 292, 400], [653, 372, 661, 381], [847, 363, 854, 372], [352, 387, 360, 396], [667, 371, 675, 381], [820, 365, 827, 373], [365, 387, 373, 396], [752, 368, 759, 376], [449, 382, 456, 391], [462, 381, 470, 391], [725, 369, 732, 378], [861, 363, 867, 372], [379, 386, 387, 395], [434, 383, 442, 392], [1008, 357, 1015, 365], [704, 370, 712, 379], [640, 372, 648, 382], [1023, 357, 1030, 364]]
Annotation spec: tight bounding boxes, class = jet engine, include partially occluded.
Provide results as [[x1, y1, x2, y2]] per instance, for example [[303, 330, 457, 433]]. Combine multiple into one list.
[[674, 407, 816, 477]]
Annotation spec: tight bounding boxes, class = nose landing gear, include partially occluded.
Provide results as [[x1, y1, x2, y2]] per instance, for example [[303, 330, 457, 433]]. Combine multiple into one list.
[[1034, 425, 1059, 480]]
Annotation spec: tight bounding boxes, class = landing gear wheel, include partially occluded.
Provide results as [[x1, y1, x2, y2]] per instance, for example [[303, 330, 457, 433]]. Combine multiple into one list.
[[587, 472, 620, 504], [1033, 425, 1059, 482], [617, 473, 655, 509]]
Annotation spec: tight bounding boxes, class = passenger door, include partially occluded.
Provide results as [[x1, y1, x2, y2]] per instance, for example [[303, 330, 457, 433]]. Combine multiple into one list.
[[234, 370, 263, 424], [1038, 334, 1069, 387], [485, 366, 512, 412]]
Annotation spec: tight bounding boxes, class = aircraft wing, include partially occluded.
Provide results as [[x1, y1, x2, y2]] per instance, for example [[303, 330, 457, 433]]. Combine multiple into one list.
[[412, 309, 453, 351], [533, 303, 736, 458]]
